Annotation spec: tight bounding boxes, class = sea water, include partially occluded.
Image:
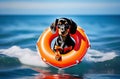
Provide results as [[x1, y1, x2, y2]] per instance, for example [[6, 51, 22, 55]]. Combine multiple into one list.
[[0, 15, 120, 79]]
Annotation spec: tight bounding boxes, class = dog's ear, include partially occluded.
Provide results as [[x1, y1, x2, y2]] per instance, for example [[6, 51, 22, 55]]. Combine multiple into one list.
[[69, 19, 77, 34], [55, 19, 58, 26], [50, 19, 58, 33]]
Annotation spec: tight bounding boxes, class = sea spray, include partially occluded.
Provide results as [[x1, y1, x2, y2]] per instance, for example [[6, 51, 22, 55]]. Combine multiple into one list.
[[0, 46, 48, 67], [85, 49, 118, 62]]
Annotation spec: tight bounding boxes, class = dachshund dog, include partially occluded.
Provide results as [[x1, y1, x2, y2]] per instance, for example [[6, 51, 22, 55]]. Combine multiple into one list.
[[50, 18, 77, 61]]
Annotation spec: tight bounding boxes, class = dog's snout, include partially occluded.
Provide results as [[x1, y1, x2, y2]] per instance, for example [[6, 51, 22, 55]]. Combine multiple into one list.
[[61, 27, 64, 31], [60, 26, 65, 32]]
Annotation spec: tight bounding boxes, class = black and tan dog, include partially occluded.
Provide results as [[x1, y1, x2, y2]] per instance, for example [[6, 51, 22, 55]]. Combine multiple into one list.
[[50, 18, 77, 61]]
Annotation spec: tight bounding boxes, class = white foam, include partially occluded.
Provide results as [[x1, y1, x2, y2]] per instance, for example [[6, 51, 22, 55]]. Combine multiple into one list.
[[0, 46, 118, 66], [85, 49, 118, 62], [0, 46, 48, 67]]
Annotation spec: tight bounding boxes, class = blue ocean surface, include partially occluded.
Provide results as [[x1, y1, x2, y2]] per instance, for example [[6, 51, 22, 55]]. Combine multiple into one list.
[[0, 15, 120, 79]]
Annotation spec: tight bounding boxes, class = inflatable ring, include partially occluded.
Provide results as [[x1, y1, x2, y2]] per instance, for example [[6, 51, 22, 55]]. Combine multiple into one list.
[[37, 26, 90, 68]]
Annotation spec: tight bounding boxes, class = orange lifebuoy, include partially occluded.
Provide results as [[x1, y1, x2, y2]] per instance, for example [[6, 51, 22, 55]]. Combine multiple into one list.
[[37, 26, 90, 68]]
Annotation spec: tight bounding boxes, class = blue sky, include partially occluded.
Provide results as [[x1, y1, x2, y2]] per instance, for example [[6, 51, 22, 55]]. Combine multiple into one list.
[[0, 0, 120, 15]]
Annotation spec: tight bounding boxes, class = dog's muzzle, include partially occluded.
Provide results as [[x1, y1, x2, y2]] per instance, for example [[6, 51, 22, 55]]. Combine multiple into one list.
[[58, 25, 68, 35]]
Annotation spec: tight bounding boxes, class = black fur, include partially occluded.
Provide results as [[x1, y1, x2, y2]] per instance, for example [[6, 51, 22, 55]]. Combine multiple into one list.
[[53, 34, 75, 54], [50, 18, 77, 34], [50, 18, 77, 54]]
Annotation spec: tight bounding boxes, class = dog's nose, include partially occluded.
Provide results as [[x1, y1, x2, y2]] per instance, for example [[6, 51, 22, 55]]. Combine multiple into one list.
[[61, 27, 65, 32], [61, 28, 64, 31]]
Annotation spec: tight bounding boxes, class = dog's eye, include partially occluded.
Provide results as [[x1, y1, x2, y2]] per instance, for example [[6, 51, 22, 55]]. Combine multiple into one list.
[[65, 22, 68, 25], [57, 24, 63, 28], [65, 24, 69, 29]]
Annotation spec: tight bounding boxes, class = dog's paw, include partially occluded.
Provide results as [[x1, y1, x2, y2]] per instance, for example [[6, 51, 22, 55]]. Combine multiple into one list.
[[55, 54, 62, 61], [55, 46, 63, 51]]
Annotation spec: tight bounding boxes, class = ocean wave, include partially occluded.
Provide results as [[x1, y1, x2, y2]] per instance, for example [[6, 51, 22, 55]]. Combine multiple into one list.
[[0, 46, 118, 66], [0, 46, 48, 67], [85, 49, 118, 62], [0, 54, 21, 71], [0, 45, 120, 74]]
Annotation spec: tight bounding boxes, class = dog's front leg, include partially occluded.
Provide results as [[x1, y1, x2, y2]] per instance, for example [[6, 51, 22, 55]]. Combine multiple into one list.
[[55, 50, 62, 61], [54, 46, 63, 50], [54, 46, 62, 61]]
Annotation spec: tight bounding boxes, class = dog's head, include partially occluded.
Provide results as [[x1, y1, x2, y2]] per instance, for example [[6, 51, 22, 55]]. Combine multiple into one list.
[[50, 18, 77, 36]]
